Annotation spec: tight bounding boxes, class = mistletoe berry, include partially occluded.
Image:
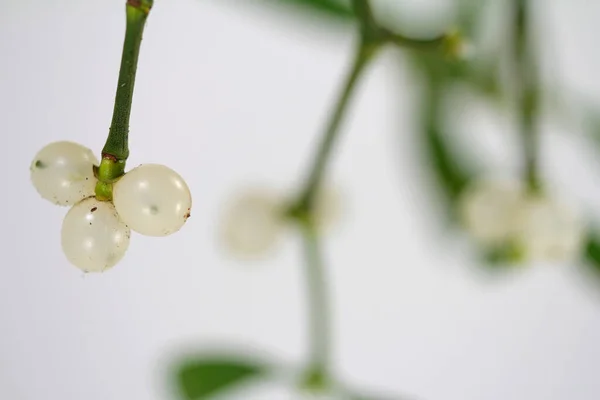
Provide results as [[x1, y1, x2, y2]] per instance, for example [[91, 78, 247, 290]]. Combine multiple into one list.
[[61, 197, 131, 272], [30, 141, 98, 206], [113, 164, 192, 237]]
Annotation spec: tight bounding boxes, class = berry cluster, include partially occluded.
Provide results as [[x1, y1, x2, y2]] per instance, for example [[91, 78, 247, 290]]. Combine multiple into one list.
[[31, 141, 192, 272], [459, 178, 584, 263]]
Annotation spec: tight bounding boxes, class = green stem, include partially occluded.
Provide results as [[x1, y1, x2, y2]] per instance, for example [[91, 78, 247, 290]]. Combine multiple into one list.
[[102, 0, 153, 163], [299, 221, 331, 383], [351, 0, 376, 31], [294, 0, 450, 387], [95, 0, 153, 200], [296, 43, 377, 210], [293, 1, 448, 211], [513, 0, 541, 193], [294, 4, 379, 383]]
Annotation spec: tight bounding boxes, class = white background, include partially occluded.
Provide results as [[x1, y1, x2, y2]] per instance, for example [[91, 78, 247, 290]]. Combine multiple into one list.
[[2, 0, 600, 399]]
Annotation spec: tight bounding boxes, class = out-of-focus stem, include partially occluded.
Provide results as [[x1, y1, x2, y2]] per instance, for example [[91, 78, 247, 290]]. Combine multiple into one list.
[[513, 0, 541, 192], [299, 221, 331, 380], [295, 43, 376, 211]]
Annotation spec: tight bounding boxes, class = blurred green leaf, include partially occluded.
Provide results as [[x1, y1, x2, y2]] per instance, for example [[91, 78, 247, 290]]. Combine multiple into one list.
[[408, 49, 500, 100], [424, 123, 471, 204], [260, 0, 354, 20], [177, 357, 268, 399], [481, 241, 524, 267], [299, 367, 330, 392], [419, 82, 472, 210], [584, 235, 600, 274]]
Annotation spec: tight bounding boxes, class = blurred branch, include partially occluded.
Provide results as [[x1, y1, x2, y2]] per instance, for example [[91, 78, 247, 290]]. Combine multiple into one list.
[[351, 0, 376, 27], [512, 0, 541, 192], [293, 0, 456, 211], [290, 22, 379, 387], [298, 221, 331, 385], [289, 2, 383, 387], [295, 42, 377, 210]]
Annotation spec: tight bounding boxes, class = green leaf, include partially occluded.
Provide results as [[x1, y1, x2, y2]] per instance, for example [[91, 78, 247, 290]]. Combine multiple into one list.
[[420, 84, 472, 207], [258, 0, 354, 20], [583, 235, 600, 274], [481, 241, 525, 268], [424, 124, 470, 203], [408, 49, 499, 100], [176, 356, 267, 399]]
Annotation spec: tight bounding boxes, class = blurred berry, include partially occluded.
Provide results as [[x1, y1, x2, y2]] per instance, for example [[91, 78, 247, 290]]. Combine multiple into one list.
[[515, 195, 585, 263], [459, 178, 524, 246]]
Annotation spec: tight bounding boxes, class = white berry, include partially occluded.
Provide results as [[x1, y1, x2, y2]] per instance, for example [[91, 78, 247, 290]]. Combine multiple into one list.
[[61, 197, 131, 272], [458, 178, 524, 246], [30, 141, 98, 206], [112, 164, 192, 236], [220, 188, 285, 258], [515, 196, 585, 263]]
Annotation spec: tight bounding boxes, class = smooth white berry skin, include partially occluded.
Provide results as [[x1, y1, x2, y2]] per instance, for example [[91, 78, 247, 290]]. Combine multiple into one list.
[[220, 188, 284, 259], [458, 179, 524, 246], [61, 197, 131, 272], [515, 196, 585, 263], [113, 164, 192, 237], [30, 141, 98, 206]]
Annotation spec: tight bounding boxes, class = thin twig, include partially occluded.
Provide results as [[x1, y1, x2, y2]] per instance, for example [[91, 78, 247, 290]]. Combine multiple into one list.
[[296, 43, 376, 209], [513, 0, 541, 192], [351, 0, 376, 29], [293, 0, 451, 388], [102, 0, 153, 162], [293, 4, 379, 381], [299, 222, 331, 373]]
